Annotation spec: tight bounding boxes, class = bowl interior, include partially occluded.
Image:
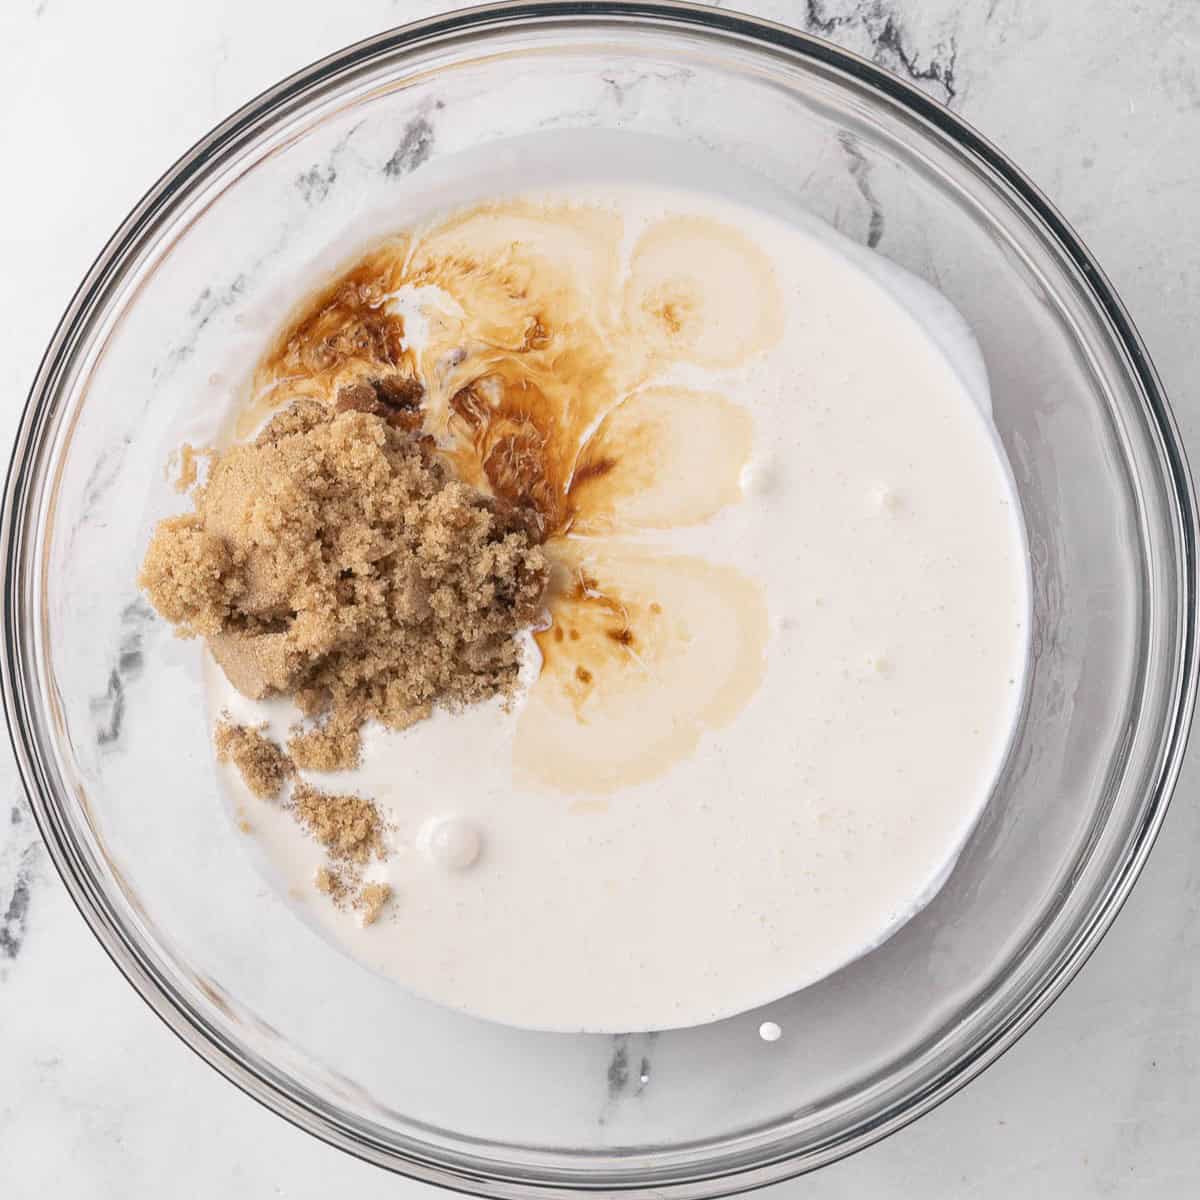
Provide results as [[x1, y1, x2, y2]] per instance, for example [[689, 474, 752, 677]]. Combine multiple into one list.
[[6, 7, 1194, 1194]]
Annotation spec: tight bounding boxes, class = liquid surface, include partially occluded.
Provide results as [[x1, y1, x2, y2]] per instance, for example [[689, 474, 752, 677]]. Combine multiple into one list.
[[211, 180, 1029, 1033]]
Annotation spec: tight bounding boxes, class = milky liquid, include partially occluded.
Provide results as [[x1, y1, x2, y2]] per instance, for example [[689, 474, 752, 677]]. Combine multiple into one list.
[[208, 160, 1030, 1033]]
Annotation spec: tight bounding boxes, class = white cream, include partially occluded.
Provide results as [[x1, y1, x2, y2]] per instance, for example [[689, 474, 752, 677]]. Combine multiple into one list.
[[209, 181, 1030, 1034]]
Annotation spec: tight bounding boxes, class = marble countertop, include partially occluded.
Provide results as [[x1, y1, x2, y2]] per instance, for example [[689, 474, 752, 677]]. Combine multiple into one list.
[[2, 1, 1199, 1196]]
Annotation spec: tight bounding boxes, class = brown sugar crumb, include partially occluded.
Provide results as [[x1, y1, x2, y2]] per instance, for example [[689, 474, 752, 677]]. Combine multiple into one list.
[[287, 721, 362, 773], [140, 403, 549, 747], [138, 515, 242, 639], [214, 721, 293, 800], [254, 396, 329, 445], [169, 443, 213, 493], [314, 865, 350, 904], [355, 882, 392, 926], [293, 782, 383, 864], [335, 374, 425, 431]]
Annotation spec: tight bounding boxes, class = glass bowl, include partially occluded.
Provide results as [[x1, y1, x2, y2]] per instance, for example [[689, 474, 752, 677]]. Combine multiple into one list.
[[3, 2, 1196, 1193]]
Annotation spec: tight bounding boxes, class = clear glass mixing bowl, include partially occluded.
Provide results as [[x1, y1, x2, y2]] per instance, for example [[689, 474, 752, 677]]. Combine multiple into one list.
[[3, 3, 1196, 1193]]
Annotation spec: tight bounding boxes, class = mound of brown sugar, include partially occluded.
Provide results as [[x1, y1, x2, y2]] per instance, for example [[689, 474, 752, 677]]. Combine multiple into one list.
[[214, 721, 293, 799], [140, 392, 549, 762]]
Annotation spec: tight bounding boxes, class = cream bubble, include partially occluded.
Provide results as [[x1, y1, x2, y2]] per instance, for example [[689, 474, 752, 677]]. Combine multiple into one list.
[[740, 460, 778, 498], [419, 816, 483, 871], [864, 653, 893, 678], [871, 484, 905, 514]]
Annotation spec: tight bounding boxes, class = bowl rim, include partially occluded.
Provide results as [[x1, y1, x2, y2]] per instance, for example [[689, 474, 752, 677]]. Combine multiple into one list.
[[3, 1, 1197, 1194]]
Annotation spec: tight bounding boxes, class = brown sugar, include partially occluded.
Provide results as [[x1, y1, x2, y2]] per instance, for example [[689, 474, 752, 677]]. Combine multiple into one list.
[[314, 865, 350, 904], [314, 866, 392, 925], [287, 721, 362, 773], [139, 515, 242, 639], [334, 375, 425, 432], [214, 721, 293, 799], [139, 403, 549, 746], [170, 442, 212, 493], [292, 782, 383, 864], [255, 397, 328, 445], [355, 882, 392, 926]]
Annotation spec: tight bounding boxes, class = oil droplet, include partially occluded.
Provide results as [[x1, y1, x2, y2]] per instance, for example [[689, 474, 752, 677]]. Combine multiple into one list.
[[570, 387, 754, 535], [418, 816, 483, 870], [519, 543, 768, 793], [569, 797, 611, 815], [759, 1021, 783, 1042], [623, 215, 784, 369]]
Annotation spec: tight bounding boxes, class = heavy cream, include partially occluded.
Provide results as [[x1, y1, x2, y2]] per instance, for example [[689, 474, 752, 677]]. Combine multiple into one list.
[[209, 180, 1029, 1033]]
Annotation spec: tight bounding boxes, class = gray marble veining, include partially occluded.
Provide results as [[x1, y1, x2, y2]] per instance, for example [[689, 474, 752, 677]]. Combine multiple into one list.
[[0, 797, 41, 973], [802, 0, 961, 103], [384, 109, 440, 177]]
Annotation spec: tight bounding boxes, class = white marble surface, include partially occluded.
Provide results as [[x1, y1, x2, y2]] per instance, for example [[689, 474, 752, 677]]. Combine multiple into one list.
[[2, 1, 1199, 1195]]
